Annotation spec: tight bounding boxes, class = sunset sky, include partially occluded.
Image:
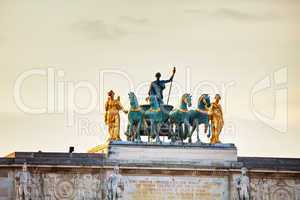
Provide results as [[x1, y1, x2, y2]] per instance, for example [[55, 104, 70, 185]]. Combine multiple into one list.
[[0, 0, 299, 157]]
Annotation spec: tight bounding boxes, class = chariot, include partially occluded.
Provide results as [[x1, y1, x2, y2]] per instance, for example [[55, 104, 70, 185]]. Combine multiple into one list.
[[122, 68, 222, 144]]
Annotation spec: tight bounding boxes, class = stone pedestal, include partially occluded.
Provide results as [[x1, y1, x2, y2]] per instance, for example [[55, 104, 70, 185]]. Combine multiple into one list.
[[108, 141, 238, 167]]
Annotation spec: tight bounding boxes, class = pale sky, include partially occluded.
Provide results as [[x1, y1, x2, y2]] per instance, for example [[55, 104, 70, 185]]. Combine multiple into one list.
[[0, 0, 299, 157]]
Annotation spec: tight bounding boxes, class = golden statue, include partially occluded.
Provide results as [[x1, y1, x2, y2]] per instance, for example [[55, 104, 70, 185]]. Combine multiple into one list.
[[210, 94, 224, 144], [88, 90, 127, 153], [105, 90, 128, 141]]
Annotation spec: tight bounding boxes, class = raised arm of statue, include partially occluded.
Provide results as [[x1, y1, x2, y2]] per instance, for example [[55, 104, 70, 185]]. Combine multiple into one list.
[[117, 96, 128, 114], [160, 67, 176, 84]]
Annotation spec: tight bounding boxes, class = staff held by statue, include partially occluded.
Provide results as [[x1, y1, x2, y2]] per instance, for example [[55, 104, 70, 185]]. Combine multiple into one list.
[[167, 67, 176, 105]]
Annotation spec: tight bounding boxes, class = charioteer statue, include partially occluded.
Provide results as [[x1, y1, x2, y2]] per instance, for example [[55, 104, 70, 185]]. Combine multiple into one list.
[[148, 67, 176, 105]]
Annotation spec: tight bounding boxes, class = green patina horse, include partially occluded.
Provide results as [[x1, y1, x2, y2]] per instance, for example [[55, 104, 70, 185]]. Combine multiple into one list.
[[125, 92, 143, 142], [144, 95, 164, 144], [189, 94, 211, 143], [125, 92, 211, 144], [169, 93, 192, 143]]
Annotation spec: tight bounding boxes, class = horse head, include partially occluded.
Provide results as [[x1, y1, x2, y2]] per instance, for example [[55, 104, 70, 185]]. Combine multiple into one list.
[[181, 93, 192, 107], [198, 94, 211, 110], [128, 92, 139, 108]]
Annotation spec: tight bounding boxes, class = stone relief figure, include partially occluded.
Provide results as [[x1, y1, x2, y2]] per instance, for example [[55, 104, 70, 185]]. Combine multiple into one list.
[[236, 167, 250, 200], [295, 179, 300, 200], [105, 90, 128, 141], [106, 166, 124, 200], [30, 173, 43, 200], [209, 94, 224, 144], [15, 163, 31, 200], [260, 178, 270, 200], [76, 174, 100, 199], [42, 173, 55, 199], [248, 178, 300, 200]]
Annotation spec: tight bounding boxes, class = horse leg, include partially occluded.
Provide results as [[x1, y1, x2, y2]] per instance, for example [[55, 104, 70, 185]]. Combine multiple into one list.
[[184, 119, 190, 141], [173, 123, 178, 143], [136, 119, 142, 143], [125, 124, 130, 141], [128, 120, 134, 142], [169, 121, 175, 144], [131, 123, 136, 142], [204, 124, 208, 133], [150, 120, 155, 143], [196, 121, 202, 144], [150, 120, 156, 139], [146, 124, 150, 143], [179, 123, 184, 144], [188, 119, 196, 143], [205, 122, 211, 138], [148, 128, 151, 143], [155, 123, 162, 144], [184, 123, 188, 141], [144, 119, 150, 143]]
